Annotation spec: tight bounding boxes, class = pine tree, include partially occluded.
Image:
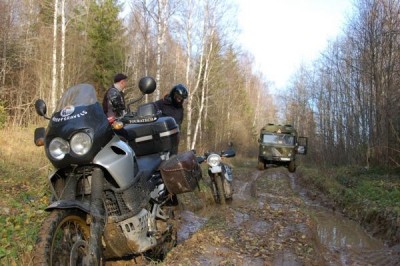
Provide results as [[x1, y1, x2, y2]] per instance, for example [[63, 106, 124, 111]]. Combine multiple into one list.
[[86, 0, 127, 91]]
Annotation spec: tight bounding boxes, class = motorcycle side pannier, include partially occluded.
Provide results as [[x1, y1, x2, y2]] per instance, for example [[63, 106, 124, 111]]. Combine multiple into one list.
[[160, 151, 202, 194], [124, 117, 179, 156]]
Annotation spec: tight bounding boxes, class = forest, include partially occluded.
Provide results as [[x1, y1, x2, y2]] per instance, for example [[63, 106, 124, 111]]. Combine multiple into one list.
[[0, 0, 399, 168]]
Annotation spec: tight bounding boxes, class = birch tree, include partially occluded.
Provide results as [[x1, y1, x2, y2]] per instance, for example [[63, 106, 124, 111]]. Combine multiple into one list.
[[60, 0, 65, 92], [50, 0, 58, 111]]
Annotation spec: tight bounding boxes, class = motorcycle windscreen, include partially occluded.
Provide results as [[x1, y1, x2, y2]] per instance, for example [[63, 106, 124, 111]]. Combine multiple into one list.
[[55, 83, 98, 111], [45, 84, 114, 168]]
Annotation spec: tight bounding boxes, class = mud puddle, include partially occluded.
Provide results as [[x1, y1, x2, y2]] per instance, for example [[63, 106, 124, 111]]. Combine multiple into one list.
[[164, 167, 400, 266], [288, 173, 400, 265]]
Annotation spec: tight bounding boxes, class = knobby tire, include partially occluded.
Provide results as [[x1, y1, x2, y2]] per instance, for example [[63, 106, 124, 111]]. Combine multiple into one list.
[[33, 209, 90, 266]]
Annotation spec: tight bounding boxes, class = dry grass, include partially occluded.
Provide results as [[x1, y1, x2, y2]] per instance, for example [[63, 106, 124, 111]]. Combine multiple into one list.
[[0, 126, 51, 264], [0, 125, 50, 176]]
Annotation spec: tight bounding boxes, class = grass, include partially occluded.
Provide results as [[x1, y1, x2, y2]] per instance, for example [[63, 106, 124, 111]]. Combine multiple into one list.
[[298, 165, 400, 245], [0, 126, 51, 265]]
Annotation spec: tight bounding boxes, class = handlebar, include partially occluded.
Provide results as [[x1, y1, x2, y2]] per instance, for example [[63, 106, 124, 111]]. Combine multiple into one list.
[[196, 148, 236, 164]]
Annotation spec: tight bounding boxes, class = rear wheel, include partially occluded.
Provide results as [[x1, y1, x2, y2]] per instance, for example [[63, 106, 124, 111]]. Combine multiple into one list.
[[33, 209, 90, 266]]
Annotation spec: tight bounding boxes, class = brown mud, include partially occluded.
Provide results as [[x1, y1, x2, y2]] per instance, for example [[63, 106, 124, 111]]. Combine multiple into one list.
[[112, 166, 400, 265]]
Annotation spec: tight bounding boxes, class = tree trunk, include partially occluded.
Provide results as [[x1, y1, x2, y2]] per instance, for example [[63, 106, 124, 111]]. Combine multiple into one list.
[[51, 0, 59, 112]]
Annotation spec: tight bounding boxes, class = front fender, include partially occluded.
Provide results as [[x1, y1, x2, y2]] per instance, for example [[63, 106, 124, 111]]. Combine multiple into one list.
[[209, 165, 222, 174], [45, 199, 90, 213]]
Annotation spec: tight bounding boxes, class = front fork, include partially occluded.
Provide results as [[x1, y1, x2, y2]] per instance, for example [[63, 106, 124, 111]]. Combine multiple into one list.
[[85, 167, 105, 265]]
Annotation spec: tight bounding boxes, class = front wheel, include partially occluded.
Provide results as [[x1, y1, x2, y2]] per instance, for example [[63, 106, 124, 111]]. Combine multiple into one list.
[[214, 175, 226, 205], [33, 209, 90, 266]]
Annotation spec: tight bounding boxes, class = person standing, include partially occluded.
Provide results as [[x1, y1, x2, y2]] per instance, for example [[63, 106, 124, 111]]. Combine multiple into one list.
[[102, 73, 128, 119], [154, 84, 188, 154], [154, 84, 188, 128]]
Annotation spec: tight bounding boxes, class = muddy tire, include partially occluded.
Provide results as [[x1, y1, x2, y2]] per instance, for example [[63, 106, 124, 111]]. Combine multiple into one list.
[[215, 175, 226, 205], [288, 161, 296, 173], [257, 160, 265, 170], [33, 209, 90, 266]]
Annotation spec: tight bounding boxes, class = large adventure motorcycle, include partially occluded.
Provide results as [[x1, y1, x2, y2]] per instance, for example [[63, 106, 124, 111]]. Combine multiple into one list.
[[197, 143, 235, 205], [32, 77, 201, 265]]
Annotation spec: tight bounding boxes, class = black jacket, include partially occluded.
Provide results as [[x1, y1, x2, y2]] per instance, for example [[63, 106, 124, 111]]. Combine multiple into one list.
[[154, 95, 184, 127], [102, 86, 126, 118]]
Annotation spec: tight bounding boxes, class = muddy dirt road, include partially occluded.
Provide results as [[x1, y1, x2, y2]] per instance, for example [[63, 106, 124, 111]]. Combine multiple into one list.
[[111, 166, 400, 265], [162, 166, 400, 266]]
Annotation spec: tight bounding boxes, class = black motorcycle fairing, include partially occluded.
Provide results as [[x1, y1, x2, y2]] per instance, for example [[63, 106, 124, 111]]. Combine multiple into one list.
[[45, 84, 114, 168]]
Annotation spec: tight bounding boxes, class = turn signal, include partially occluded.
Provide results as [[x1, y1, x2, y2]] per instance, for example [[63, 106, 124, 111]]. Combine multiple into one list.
[[35, 137, 45, 146], [112, 121, 124, 130]]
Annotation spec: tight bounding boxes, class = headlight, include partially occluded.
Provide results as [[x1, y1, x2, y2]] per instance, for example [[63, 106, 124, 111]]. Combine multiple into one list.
[[207, 154, 221, 167], [70, 132, 92, 155], [49, 137, 70, 160]]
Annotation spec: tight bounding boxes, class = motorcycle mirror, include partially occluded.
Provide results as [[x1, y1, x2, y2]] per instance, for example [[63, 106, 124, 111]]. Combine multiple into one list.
[[138, 76, 157, 94], [34, 99, 47, 117]]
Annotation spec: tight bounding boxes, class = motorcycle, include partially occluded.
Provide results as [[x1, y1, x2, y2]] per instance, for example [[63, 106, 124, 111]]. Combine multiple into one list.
[[32, 76, 201, 265], [197, 143, 235, 205]]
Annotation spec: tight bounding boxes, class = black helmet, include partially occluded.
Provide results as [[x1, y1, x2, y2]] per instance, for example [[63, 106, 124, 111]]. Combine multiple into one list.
[[171, 84, 188, 99], [170, 84, 188, 107]]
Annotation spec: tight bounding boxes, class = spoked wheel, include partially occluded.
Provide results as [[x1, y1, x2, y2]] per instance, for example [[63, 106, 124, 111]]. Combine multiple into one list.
[[211, 179, 219, 203], [214, 175, 226, 205], [33, 209, 90, 266]]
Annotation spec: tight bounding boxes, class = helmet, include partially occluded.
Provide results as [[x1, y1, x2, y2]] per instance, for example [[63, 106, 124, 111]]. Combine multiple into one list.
[[170, 84, 188, 99], [170, 84, 188, 107]]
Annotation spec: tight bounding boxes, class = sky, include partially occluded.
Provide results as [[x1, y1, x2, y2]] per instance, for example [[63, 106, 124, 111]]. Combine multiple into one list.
[[236, 0, 354, 90]]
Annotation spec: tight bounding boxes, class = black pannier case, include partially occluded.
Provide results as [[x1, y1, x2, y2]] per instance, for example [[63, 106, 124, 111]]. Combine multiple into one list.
[[124, 117, 179, 156]]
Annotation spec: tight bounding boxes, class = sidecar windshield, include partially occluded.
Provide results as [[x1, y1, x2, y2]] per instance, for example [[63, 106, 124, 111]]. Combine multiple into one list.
[[55, 84, 97, 112]]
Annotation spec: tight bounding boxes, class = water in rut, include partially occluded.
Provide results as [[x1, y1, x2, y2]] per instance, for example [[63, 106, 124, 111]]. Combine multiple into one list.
[[169, 167, 400, 266]]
